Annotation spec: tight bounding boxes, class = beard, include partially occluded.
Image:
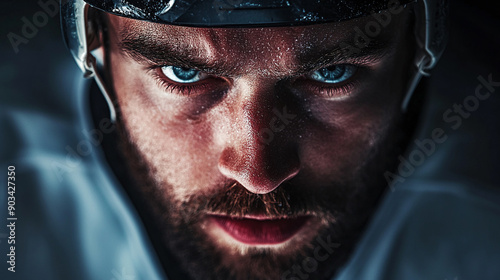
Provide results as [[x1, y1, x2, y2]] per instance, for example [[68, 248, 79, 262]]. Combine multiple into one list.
[[108, 109, 412, 280]]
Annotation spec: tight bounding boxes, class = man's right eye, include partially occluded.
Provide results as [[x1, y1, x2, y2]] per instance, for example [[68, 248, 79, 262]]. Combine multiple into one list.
[[153, 65, 228, 97], [161, 66, 209, 83]]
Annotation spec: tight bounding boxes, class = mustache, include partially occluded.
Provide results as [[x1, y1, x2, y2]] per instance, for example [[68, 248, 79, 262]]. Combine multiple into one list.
[[181, 180, 347, 220]]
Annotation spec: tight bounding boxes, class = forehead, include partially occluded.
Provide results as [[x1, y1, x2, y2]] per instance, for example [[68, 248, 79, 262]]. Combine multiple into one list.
[[105, 8, 412, 75]]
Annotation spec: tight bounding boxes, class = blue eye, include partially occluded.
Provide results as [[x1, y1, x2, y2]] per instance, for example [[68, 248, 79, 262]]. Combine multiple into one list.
[[309, 65, 356, 84], [161, 66, 209, 83]]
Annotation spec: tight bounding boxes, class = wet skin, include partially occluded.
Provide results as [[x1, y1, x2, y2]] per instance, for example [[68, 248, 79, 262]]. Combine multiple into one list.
[[99, 6, 416, 280]]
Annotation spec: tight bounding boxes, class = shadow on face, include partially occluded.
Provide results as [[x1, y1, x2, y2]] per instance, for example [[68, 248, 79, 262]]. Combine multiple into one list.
[[94, 4, 418, 280]]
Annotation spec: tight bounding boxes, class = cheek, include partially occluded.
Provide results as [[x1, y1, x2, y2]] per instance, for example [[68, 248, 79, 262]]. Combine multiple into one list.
[[300, 63, 406, 181], [110, 55, 223, 202], [299, 109, 392, 183]]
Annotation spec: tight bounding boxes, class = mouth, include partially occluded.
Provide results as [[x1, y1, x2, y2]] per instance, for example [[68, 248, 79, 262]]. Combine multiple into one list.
[[208, 214, 311, 245]]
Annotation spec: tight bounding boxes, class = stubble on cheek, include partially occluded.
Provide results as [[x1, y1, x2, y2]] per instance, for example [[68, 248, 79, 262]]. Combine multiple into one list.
[[109, 76, 218, 206], [120, 105, 222, 202]]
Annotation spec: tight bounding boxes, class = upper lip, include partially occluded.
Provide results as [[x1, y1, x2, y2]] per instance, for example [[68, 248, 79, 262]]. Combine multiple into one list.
[[207, 213, 299, 220]]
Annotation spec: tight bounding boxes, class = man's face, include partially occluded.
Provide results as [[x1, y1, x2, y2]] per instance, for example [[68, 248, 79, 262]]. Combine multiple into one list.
[[102, 6, 415, 280]]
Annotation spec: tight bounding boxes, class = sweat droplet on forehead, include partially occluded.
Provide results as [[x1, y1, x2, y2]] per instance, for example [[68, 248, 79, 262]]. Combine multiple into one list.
[[192, 28, 315, 77]]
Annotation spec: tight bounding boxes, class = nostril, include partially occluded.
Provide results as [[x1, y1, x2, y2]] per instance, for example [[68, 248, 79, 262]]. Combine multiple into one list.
[[244, 165, 300, 194], [218, 147, 300, 194]]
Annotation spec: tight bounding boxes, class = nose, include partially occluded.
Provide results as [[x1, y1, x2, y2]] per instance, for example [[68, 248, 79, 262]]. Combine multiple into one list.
[[218, 80, 301, 194]]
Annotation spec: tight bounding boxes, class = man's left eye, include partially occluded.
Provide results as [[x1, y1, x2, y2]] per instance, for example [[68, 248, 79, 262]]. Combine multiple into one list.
[[308, 65, 357, 84], [161, 66, 209, 83]]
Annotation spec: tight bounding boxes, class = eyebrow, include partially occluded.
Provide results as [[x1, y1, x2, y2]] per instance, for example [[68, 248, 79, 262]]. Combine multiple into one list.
[[118, 33, 233, 75], [118, 31, 393, 77], [298, 40, 393, 73]]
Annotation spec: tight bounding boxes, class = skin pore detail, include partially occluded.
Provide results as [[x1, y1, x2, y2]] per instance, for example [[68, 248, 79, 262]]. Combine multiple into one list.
[[98, 5, 417, 280]]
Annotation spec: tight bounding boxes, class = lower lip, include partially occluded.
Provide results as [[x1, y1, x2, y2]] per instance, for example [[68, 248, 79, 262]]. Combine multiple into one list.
[[209, 215, 310, 245]]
